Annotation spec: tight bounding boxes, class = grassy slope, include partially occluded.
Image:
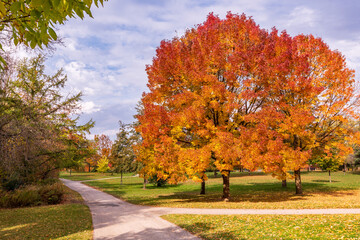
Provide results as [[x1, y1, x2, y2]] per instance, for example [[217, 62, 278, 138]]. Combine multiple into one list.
[[67, 171, 360, 209], [0, 186, 92, 240], [162, 214, 360, 239]]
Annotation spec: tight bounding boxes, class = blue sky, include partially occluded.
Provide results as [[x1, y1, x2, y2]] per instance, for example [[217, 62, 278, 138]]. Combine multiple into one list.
[[46, 0, 360, 139]]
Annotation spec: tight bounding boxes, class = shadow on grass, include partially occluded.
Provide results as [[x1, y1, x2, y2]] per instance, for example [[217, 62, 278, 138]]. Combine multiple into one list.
[[83, 172, 360, 206], [312, 180, 339, 183], [176, 222, 236, 240], [160, 180, 357, 205]]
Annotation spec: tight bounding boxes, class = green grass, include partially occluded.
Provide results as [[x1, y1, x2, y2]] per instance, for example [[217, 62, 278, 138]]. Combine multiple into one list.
[[0, 186, 92, 240], [162, 214, 360, 239], [60, 171, 135, 181], [68, 171, 360, 209]]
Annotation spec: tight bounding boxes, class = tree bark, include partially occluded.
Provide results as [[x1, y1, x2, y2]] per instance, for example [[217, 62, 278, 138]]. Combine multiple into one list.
[[121, 170, 123, 185], [214, 169, 217, 177], [294, 169, 302, 195], [282, 179, 287, 188], [329, 170, 331, 183], [221, 170, 230, 201], [200, 176, 205, 195], [143, 177, 147, 189], [70, 169, 72, 176]]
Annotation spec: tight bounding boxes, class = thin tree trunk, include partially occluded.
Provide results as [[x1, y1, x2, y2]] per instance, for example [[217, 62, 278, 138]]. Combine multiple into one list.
[[294, 169, 302, 195], [214, 169, 217, 177], [121, 170, 123, 185], [200, 176, 205, 195], [221, 170, 230, 201], [329, 170, 331, 183], [282, 179, 287, 188], [143, 177, 147, 189], [70, 169, 72, 176]]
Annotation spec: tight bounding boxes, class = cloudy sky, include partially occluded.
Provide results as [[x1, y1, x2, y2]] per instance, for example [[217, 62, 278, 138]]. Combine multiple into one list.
[[45, 0, 360, 140]]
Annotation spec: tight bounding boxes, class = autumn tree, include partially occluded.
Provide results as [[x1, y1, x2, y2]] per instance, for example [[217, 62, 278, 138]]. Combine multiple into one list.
[[95, 134, 112, 158], [137, 13, 281, 200], [83, 134, 112, 172], [263, 34, 360, 194], [97, 156, 109, 173]]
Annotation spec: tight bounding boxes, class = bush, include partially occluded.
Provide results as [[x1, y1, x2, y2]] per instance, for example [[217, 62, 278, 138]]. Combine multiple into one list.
[[2, 178, 23, 191], [38, 182, 64, 204], [0, 182, 64, 208]]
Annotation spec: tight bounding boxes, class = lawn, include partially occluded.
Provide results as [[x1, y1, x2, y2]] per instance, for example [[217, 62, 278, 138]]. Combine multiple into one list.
[[60, 171, 135, 181], [61, 171, 360, 209], [0, 186, 92, 240], [162, 214, 360, 239]]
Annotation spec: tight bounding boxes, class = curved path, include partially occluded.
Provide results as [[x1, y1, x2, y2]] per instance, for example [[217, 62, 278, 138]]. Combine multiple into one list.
[[61, 179, 360, 240]]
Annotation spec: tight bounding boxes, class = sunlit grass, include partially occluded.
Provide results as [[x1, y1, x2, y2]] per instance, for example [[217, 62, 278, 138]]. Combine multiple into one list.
[[73, 171, 360, 209], [0, 186, 92, 240], [60, 171, 135, 181], [162, 214, 360, 239]]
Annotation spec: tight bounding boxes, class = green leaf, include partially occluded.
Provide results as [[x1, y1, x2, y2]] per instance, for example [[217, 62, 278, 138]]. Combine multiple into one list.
[[10, 2, 22, 13], [52, 0, 61, 8], [0, 1, 6, 15], [31, 0, 44, 8], [48, 28, 57, 40], [74, 8, 84, 19], [30, 40, 36, 49], [30, 9, 42, 19]]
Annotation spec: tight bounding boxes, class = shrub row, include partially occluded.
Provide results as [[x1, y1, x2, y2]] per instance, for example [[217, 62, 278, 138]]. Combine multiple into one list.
[[0, 182, 64, 208]]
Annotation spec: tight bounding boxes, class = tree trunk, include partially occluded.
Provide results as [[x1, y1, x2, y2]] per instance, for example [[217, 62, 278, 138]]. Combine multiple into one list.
[[214, 170, 217, 177], [200, 176, 205, 195], [294, 169, 302, 195], [282, 179, 287, 188], [143, 178, 147, 190], [70, 169, 72, 176], [221, 170, 230, 201], [121, 170, 123, 185], [329, 170, 331, 183]]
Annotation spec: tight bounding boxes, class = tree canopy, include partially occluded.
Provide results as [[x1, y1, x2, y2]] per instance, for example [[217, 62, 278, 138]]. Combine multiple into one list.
[[0, 55, 93, 188], [0, 0, 107, 66], [136, 13, 360, 199]]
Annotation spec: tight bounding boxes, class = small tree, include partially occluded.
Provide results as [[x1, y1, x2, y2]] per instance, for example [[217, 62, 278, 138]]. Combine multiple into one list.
[[313, 146, 349, 182], [97, 156, 109, 173], [111, 121, 141, 184]]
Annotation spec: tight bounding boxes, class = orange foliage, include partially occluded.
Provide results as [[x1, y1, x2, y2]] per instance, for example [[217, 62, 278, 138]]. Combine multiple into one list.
[[136, 12, 360, 190]]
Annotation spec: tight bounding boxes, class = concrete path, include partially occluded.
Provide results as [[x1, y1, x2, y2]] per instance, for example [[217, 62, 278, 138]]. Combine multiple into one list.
[[61, 179, 200, 240], [61, 179, 360, 240]]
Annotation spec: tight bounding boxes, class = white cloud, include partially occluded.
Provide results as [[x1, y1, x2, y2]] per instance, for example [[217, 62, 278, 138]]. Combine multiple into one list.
[[287, 6, 318, 28], [79, 101, 101, 114]]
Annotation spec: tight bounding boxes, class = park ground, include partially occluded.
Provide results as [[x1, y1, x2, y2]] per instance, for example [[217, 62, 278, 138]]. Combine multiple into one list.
[[0, 186, 92, 240], [2, 170, 360, 239]]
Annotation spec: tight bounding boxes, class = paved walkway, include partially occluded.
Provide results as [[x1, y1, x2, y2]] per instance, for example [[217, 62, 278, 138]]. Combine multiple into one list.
[[61, 179, 360, 240]]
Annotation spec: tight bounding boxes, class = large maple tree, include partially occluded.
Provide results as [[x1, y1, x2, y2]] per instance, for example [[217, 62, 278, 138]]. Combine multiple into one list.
[[136, 13, 360, 199]]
